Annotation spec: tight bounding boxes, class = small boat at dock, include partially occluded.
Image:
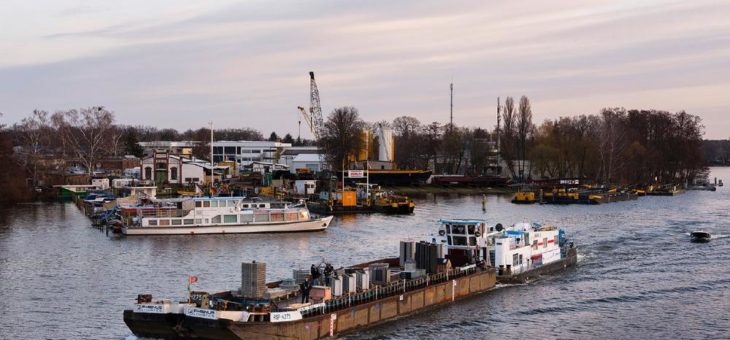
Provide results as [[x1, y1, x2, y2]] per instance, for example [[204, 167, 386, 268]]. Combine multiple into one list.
[[690, 231, 711, 243]]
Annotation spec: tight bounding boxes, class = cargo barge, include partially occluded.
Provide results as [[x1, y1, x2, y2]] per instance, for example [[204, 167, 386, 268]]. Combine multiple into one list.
[[124, 219, 577, 339]]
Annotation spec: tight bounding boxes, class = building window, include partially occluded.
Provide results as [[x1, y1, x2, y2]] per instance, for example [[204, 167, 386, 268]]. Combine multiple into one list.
[[144, 167, 152, 179], [213, 147, 223, 154], [224, 146, 236, 154], [170, 167, 178, 180], [156, 162, 166, 169]]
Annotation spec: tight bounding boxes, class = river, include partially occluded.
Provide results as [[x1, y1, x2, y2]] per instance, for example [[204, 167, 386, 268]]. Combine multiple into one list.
[[1, 168, 729, 339]]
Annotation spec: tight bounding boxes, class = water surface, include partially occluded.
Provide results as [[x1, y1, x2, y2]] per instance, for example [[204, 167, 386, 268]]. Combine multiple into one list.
[[2, 168, 729, 339]]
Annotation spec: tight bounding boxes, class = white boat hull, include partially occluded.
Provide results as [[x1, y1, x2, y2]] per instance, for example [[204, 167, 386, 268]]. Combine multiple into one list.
[[123, 216, 333, 236]]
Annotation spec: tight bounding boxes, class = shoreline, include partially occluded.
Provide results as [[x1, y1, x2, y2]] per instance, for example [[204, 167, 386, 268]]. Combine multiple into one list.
[[381, 186, 514, 195]]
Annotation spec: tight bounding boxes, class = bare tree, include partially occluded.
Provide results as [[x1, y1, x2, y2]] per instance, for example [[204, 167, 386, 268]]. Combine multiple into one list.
[[516, 96, 533, 181], [598, 108, 627, 184], [319, 106, 366, 171], [15, 110, 50, 186], [392, 116, 422, 169], [500, 97, 517, 178], [54, 107, 115, 177]]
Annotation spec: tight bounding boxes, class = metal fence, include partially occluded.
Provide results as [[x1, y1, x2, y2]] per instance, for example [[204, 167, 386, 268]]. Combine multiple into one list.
[[297, 266, 480, 318]]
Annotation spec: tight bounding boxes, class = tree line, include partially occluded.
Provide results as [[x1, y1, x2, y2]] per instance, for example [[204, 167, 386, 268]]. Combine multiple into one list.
[[3, 107, 313, 200], [0, 101, 710, 204], [317, 99, 707, 186]]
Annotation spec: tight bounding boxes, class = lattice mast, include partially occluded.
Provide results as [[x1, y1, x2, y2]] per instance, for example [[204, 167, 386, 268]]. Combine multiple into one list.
[[309, 71, 324, 141]]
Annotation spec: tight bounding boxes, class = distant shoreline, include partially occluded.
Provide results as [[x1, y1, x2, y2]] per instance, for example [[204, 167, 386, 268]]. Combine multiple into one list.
[[382, 185, 514, 195]]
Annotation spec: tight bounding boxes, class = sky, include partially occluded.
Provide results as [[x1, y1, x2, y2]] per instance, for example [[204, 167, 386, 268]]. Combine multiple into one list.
[[1, 0, 729, 139]]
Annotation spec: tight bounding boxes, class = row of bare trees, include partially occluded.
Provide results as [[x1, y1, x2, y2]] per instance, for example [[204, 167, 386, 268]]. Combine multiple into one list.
[[8, 107, 281, 191], [527, 108, 706, 185]]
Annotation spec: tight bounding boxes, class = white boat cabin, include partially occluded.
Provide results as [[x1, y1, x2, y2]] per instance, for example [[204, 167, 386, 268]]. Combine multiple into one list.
[[431, 219, 565, 274], [139, 197, 311, 227]]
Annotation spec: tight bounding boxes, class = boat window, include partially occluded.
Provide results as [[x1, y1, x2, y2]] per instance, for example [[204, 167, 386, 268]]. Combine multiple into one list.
[[532, 240, 538, 250], [258, 204, 266, 208], [469, 236, 477, 245], [184, 219, 194, 225], [452, 236, 467, 246], [286, 212, 299, 221], [242, 204, 249, 208], [240, 214, 253, 223], [519, 254, 523, 264], [224, 215, 237, 223], [171, 219, 182, 226], [211, 201, 219, 208], [543, 238, 548, 248], [149, 220, 158, 226], [229, 200, 236, 207], [195, 219, 202, 224], [159, 219, 170, 226], [554, 236, 559, 244], [447, 236, 453, 245], [212, 215, 221, 223], [270, 213, 284, 222], [452, 225, 464, 234], [203, 201, 210, 208], [195, 201, 202, 208], [467, 225, 475, 234], [512, 253, 518, 265], [254, 214, 270, 222]]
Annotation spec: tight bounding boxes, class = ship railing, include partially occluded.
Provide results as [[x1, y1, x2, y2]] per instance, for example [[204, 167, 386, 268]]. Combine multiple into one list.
[[300, 265, 480, 318]]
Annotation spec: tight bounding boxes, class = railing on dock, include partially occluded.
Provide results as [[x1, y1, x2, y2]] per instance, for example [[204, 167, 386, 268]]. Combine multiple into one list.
[[297, 265, 481, 318]]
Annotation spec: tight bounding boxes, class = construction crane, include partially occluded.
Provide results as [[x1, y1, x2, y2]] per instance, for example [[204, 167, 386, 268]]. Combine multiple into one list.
[[297, 106, 315, 140], [297, 71, 325, 141]]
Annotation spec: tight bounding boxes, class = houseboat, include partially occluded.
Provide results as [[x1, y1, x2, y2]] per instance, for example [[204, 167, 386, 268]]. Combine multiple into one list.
[[123, 219, 576, 339], [121, 197, 333, 235]]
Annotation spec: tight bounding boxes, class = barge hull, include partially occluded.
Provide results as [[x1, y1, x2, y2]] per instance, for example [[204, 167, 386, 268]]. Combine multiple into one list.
[[123, 309, 185, 339], [497, 247, 578, 284], [180, 269, 496, 339]]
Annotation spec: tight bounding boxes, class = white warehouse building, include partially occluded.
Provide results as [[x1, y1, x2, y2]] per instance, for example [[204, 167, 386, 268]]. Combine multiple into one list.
[[212, 141, 291, 167]]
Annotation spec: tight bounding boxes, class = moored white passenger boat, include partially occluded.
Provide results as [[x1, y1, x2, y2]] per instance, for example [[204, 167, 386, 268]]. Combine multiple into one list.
[[122, 197, 333, 235]]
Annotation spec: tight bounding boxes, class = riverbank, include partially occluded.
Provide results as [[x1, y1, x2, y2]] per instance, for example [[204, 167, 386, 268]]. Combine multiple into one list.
[[382, 185, 514, 195]]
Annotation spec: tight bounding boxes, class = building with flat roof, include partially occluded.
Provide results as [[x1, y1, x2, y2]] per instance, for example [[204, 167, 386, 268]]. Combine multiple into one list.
[[212, 141, 291, 167]]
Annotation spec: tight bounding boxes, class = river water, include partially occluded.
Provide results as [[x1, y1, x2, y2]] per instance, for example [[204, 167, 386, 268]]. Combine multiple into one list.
[[1, 168, 729, 339]]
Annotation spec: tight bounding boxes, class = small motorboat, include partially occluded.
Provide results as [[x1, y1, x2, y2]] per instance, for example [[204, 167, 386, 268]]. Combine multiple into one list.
[[690, 231, 711, 243]]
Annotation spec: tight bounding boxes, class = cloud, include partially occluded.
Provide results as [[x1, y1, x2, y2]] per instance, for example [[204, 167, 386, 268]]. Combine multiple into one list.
[[1, 0, 729, 139]]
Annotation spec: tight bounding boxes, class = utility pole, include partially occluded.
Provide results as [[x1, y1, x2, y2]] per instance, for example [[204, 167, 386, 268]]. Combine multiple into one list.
[[209, 121, 214, 195], [496, 97, 501, 176], [449, 82, 454, 132]]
